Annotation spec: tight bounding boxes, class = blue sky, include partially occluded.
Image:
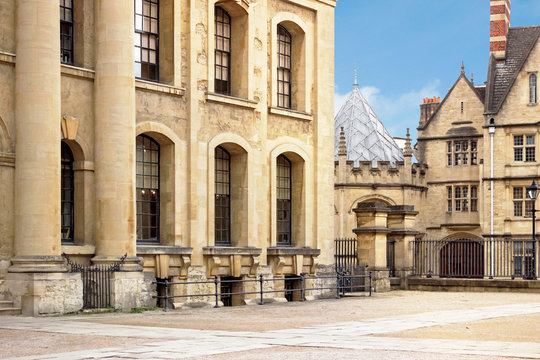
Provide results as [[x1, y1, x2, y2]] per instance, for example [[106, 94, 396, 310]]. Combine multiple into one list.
[[334, 0, 540, 140]]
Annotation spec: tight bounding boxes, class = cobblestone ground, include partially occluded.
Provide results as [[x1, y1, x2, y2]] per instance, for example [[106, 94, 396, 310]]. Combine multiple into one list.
[[0, 291, 539, 359]]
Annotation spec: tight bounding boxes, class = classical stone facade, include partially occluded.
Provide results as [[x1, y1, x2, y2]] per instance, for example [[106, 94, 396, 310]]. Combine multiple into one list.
[[0, 0, 336, 315], [335, 0, 540, 286]]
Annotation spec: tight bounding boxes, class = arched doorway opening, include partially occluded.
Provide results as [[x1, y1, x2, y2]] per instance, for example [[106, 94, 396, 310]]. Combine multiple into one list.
[[439, 238, 484, 278]]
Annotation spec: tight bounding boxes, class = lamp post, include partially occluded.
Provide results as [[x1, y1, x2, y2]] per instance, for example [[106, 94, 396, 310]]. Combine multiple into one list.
[[525, 180, 539, 280]]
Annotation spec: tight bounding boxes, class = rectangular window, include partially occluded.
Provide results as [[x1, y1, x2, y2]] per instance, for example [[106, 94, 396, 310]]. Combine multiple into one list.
[[447, 139, 478, 166], [277, 25, 292, 109], [215, 7, 231, 95], [470, 186, 478, 212], [512, 186, 534, 217], [514, 135, 535, 162], [135, 0, 159, 81], [447, 185, 478, 213], [60, 0, 73, 64]]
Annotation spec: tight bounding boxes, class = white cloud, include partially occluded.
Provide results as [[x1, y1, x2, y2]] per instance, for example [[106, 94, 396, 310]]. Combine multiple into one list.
[[334, 79, 441, 140]]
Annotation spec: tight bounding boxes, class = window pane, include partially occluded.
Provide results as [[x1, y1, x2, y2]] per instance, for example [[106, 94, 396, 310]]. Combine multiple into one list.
[[514, 135, 523, 146]]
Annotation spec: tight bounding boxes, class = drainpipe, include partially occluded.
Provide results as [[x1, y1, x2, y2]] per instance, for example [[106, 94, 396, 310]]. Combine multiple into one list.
[[489, 124, 496, 279]]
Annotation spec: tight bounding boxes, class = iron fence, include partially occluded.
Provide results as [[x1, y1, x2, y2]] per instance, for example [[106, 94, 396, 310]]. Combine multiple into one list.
[[63, 253, 126, 309], [413, 238, 537, 280], [154, 272, 372, 311], [335, 238, 358, 272]]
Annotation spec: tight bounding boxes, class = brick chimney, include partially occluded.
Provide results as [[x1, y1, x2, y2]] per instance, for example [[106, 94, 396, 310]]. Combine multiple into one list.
[[419, 96, 440, 127], [490, 0, 511, 61]]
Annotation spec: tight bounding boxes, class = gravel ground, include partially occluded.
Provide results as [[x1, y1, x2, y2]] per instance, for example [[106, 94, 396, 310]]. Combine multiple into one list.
[[0, 291, 539, 359], [0, 329, 155, 358], [184, 346, 523, 360], [80, 291, 540, 332]]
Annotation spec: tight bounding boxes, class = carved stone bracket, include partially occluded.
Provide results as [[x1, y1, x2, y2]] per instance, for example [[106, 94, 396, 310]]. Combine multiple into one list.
[[61, 115, 79, 140], [180, 255, 191, 277], [208, 256, 221, 277], [273, 256, 286, 276], [250, 255, 260, 276]]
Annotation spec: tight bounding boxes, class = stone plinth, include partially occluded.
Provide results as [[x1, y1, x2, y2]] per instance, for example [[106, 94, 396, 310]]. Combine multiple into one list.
[[111, 271, 155, 311]]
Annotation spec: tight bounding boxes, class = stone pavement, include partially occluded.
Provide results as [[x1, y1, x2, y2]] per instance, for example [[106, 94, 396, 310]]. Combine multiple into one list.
[[1, 301, 539, 359]]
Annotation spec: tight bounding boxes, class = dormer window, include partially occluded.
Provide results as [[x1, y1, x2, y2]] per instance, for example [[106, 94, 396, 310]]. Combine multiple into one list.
[[530, 74, 537, 104]]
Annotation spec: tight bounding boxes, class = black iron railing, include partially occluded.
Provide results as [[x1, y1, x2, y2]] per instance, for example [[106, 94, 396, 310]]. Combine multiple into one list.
[[335, 238, 358, 271], [63, 253, 126, 309], [413, 238, 537, 280], [154, 272, 372, 311]]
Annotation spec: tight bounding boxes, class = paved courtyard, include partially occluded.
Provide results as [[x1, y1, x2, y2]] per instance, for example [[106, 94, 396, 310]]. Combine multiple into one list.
[[0, 291, 539, 359]]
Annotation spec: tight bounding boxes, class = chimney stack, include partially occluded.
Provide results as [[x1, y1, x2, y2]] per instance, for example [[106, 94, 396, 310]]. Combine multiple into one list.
[[490, 0, 511, 62], [419, 96, 440, 127]]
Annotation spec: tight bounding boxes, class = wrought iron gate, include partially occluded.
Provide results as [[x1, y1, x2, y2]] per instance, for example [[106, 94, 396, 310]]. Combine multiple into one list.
[[335, 238, 358, 292], [63, 253, 126, 309]]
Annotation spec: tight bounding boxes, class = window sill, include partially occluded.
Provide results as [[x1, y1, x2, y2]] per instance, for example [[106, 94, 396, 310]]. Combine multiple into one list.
[[61, 64, 95, 80], [267, 247, 320, 256], [205, 92, 258, 109], [269, 107, 313, 121], [527, 103, 537, 107], [202, 246, 262, 256], [61, 244, 95, 255], [0, 51, 15, 65], [137, 245, 193, 255], [136, 79, 185, 97]]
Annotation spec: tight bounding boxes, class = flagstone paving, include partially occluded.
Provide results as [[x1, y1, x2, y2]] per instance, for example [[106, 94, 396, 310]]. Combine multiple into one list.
[[0, 292, 538, 359]]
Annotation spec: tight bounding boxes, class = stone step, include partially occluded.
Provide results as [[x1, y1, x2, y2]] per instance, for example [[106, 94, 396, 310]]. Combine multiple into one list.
[[0, 307, 21, 316]]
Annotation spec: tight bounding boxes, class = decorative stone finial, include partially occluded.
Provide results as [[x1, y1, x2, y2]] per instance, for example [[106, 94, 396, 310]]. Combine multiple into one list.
[[404, 128, 412, 157], [353, 65, 358, 89], [338, 126, 347, 156], [470, 73, 474, 85], [461, 61, 465, 74]]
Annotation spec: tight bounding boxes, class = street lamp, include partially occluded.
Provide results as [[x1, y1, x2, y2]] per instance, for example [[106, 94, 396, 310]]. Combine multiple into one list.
[[526, 180, 539, 280], [526, 179, 540, 241]]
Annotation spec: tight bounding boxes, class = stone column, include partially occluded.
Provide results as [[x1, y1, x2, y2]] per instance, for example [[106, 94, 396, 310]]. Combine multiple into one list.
[[93, 0, 139, 267], [7, 0, 82, 315], [11, 0, 63, 270], [353, 202, 391, 292]]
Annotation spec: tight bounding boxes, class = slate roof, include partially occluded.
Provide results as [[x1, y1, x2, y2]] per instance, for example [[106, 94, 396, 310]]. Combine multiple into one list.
[[486, 26, 540, 114], [334, 86, 403, 165]]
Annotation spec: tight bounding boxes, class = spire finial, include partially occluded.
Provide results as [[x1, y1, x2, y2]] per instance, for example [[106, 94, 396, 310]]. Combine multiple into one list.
[[338, 126, 347, 156], [404, 128, 412, 157], [353, 65, 358, 89], [470, 73, 474, 85], [461, 61, 465, 74]]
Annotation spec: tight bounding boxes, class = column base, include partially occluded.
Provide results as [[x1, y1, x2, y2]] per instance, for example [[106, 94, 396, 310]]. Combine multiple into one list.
[[110, 271, 156, 311], [367, 267, 391, 292], [8, 256, 67, 273], [4, 272, 82, 316]]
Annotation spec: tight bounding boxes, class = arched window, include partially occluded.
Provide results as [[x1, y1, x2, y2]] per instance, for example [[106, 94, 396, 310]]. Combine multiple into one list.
[[135, 0, 159, 81], [61, 142, 74, 243], [136, 134, 160, 243], [530, 74, 537, 104], [60, 0, 73, 64], [215, 7, 231, 95], [215, 146, 231, 245], [277, 25, 292, 109], [277, 155, 292, 246]]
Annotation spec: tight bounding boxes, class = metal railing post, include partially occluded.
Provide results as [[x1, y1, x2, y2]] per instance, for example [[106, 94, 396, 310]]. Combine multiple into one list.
[[369, 272, 373, 296], [164, 278, 169, 312], [300, 274, 305, 302], [259, 274, 264, 305], [336, 272, 341, 299], [214, 276, 219, 308]]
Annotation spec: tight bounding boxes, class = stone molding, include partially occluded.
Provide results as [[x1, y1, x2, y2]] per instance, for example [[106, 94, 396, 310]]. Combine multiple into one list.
[[8, 256, 67, 273], [135, 79, 185, 97], [269, 106, 313, 121], [205, 92, 258, 109]]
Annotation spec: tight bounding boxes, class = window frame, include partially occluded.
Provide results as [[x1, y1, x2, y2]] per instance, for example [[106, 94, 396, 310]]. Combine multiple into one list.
[[276, 155, 292, 246], [447, 184, 478, 213], [61, 142, 75, 243], [60, 0, 74, 65], [214, 6, 231, 95], [136, 134, 160, 243], [513, 134, 536, 163], [277, 25, 292, 109], [513, 186, 534, 218], [446, 139, 477, 167], [215, 146, 231, 246], [530, 74, 537, 104], [134, 0, 160, 82]]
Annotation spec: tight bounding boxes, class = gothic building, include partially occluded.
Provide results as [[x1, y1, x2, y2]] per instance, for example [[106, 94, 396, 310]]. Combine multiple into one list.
[[335, 0, 540, 286], [0, 0, 336, 315]]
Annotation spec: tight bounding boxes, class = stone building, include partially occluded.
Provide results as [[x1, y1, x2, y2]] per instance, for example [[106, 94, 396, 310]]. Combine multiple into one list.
[[0, 0, 337, 315], [335, 0, 540, 285]]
